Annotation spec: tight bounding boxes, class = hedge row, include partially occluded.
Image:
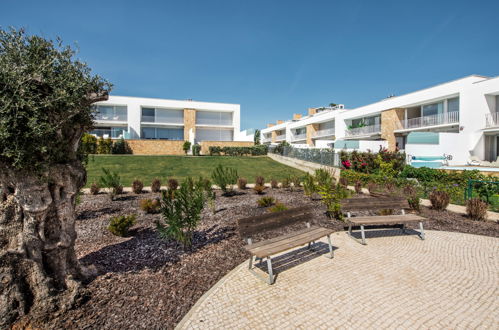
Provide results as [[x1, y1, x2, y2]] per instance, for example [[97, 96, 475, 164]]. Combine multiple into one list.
[[209, 145, 268, 156]]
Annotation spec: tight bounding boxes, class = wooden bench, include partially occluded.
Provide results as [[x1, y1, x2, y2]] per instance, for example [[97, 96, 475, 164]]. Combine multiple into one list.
[[342, 197, 428, 245], [237, 205, 334, 285]]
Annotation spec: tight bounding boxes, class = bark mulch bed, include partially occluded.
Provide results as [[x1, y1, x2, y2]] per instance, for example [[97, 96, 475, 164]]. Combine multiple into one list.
[[48, 190, 498, 329]]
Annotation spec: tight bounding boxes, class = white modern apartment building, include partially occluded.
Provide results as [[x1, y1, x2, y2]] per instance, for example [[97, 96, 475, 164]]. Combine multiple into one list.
[[90, 95, 248, 144], [261, 75, 499, 166]]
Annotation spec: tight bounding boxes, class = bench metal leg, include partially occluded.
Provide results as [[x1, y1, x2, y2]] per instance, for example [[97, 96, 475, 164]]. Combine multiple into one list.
[[248, 256, 253, 269], [326, 235, 334, 259], [401, 223, 407, 234], [360, 225, 366, 245], [418, 221, 425, 240], [267, 257, 275, 285]]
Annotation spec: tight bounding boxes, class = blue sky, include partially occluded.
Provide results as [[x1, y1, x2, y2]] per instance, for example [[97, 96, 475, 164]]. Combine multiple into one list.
[[2, 0, 499, 130]]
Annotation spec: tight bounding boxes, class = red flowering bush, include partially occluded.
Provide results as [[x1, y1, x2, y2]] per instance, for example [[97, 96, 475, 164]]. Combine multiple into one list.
[[342, 160, 351, 169]]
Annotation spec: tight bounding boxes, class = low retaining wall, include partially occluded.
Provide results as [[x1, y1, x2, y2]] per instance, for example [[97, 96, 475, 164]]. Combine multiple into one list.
[[199, 141, 254, 155], [268, 153, 341, 180], [126, 140, 185, 155]]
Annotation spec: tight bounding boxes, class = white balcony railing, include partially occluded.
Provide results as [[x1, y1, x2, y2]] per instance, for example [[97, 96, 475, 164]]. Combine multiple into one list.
[[94, 112, 128, 122], [312, 128, 335, 138], [262, 136, 272, 143], [291, 133, 307, 142], [485, 112, 499, 128], [275, 134, 286, 141], [401, 112, 459, 130], [345, 124, 381, 137]]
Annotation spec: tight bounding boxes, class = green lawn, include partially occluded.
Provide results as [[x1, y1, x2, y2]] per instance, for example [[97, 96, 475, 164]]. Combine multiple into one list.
[[85, 155, 305, 187]]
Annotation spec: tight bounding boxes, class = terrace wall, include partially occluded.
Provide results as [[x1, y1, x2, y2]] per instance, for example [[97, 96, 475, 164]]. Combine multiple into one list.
[[126, 139, 185, 155], [199, 141, 255, 155]]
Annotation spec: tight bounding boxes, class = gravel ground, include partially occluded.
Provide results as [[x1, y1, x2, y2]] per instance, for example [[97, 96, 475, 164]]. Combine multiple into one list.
[[46, 189, 498, 329]]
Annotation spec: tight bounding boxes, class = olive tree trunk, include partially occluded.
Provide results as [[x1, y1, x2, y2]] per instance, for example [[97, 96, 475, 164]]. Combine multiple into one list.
[[0, 161, 86, 327]]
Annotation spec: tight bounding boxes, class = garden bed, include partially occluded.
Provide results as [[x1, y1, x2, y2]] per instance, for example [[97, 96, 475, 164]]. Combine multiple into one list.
[[48, 190, 498, 329]]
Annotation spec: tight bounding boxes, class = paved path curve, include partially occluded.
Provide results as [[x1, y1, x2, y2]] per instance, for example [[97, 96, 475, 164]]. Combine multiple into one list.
[[177, 230, 498, 329]]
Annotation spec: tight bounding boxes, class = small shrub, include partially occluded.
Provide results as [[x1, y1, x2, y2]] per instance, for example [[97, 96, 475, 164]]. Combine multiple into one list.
[[97, 137, 113, 154], [139, 198, 161, 214], [429, 190, 450, 211], [378, 209, 394, 216], [211, 164, 238, 196], [81, 133, 98, 154], [466, 198, 488, 221], [108, 214, 136, 237], [268, 202, 288, 213], [237, 178, 248, 190], [99, 168, 123, 200], [303, 173, 316, 196], [318, 183, 350, 220], [192, 144, 201, 156], [403, 185, 420, 212], [315, 169, 333, 187], [255, 176, 265, 186], [183, 141, 191, 154], [151, 178, 161, 193], [157, 177, 205, 248], [291, 175, 301, 188], [253, 184, 267, 195], [354, 181, 362, 194], [168, 178, 179, 191], [367, 182, 378, 194], [111, 137, 130, 154], [90, 182, 100, 195], [339, 177, 348, 188], [270, 179, 279, 189], [257, 196, 275, 207], [281, 176, 291, 189], [132, 179, 144, 194]]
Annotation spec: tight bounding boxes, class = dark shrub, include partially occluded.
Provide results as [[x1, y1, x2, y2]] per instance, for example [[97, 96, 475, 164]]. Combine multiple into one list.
[[192, 144, 201, 156], [281, 176, 291, 189], [111, 137, 131, 154], [253, 184, 267, 195], [139, 198, 160, 214], [132, 179, 144, 194], [90, 182, 100, 195], [403, 185, 420, 211], [339, 177, 348, 188], [429, 190, 450, 211], [255, 176, 265, 186], [151, 178, 161, 193], [183, 141, 191, 154], [466, 198, 488, 221], [108, 215, 136, 237], [257, 196, 275, 207], [81, 133, 98, 155], [237, 178, 247, 190], [270, 179, 279, 189], [354, 181, 362, 194], [97, 137, 113, 154], [367, 182, 378, 194], [168, 178, 179, 191]]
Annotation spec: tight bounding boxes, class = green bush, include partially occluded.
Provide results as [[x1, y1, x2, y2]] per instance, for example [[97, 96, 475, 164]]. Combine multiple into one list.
[[108, 214, 136, 237], [302, 173, 316, 196], [81, 133, 98, 154], [99, 168, 123, 200], [139, 198, 160, 214], [156, 177, 205, 248], [97, 137, 113, 154], [257, 196, 275, 207], [192, 144, 201, 156], [339, 147, 405, 173], [318, 183, 350, 220], [183, 141, 191, 154], [268, 202, 288, 212], [211, 164, 238, 195], [111, 137, 131, 154], [208, 145, 268, 156]]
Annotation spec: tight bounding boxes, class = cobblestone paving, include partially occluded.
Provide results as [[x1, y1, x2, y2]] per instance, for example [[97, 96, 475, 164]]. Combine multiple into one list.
[[177, 230, 499, 329]]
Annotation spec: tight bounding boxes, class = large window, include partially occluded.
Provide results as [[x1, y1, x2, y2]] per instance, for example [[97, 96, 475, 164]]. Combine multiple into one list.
[[94, 105, 127, 121], [141, 108, 184, 124], [422, 102, 444, 117], [448, 97, 459, 113], [351, 115, 380, 127], [318, 121, 334, 130], [141, 127, 183, 140], [196, 111, 233, 126], [196, 128, 233, 141]]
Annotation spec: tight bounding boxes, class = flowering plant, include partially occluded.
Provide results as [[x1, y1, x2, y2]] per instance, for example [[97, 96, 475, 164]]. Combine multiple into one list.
[[342, 160, 351, 169]]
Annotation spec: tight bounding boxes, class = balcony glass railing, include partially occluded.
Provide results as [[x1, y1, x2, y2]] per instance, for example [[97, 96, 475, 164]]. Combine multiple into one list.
[[141, 115, 184, 125], [275, 134, 286, 141], [89, 128, 127, 139], [313, 128, 335, 138], [291, 133, 307, 141], [345, 124, 381, 137], [94, 111, 127, 122], [401, 112, 459, 130], [485, 112, 499, 128]]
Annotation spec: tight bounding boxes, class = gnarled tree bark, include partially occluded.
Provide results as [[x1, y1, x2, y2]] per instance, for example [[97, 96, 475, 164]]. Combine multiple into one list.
[[0, 161, 87, 327]]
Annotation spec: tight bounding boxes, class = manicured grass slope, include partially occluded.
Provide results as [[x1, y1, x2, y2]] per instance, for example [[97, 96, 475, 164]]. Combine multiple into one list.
[[85, 155, 305, 187]]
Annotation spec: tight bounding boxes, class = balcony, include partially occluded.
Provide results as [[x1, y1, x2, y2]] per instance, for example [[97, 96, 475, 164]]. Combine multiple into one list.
[[89, 128, 127, 139], [262, 137, 272, 143], [275, 134, 286, 141], [401, 112, 459, 130], [94, 111, 127, 122], [485, 112, 499, 128], [313, 128, 335, 139], [291, 133, 307, 142], [141, 115, 184, 125], [345, 124, 381, 137]]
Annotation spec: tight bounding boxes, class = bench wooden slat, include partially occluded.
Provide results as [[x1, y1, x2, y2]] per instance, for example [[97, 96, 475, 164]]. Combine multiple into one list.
[[347, 214, 427, 226], [341, 197, 410, 211], [237, 208, 314, 237], [245, 227, 334, 258], [247, 226, 331, 252]]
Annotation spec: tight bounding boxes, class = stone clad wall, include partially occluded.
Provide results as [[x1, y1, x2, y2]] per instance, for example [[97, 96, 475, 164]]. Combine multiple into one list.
[[199, 141, 255, 155], [184, 108, 196, 140], [306, 123, 319, 146], [381, 108, 404, 151], [126, 140, 185, 155]]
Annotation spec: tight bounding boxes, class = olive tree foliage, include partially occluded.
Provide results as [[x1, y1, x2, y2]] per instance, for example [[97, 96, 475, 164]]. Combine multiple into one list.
[[0, 27, 111, 327]]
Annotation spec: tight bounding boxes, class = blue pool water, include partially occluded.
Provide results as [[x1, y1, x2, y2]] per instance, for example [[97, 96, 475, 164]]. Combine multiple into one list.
[[440, 166, 499, 172]]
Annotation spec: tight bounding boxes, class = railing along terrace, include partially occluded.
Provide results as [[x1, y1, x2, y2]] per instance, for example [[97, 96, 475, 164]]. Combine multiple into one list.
[[402, 111, 459, 129], [485, 112, 499, 128], [275, 134, 286, 141], [291, 133, 307, 141], [271, 146, 340, 167], [345, 124, 381, 137], [313, 128, 335, 138]]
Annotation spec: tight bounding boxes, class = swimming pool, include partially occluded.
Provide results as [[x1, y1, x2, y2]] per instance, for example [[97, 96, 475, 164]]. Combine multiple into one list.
[[439, 166, 499, 172]]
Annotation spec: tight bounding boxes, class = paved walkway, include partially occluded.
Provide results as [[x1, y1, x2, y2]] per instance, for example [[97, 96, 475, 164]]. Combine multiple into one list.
[[177, 230, 498, 329]]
